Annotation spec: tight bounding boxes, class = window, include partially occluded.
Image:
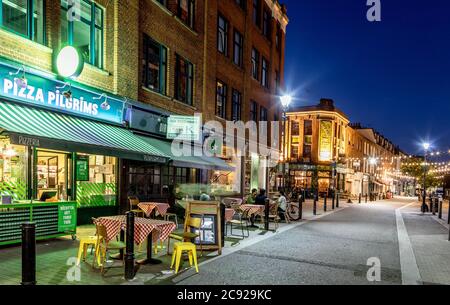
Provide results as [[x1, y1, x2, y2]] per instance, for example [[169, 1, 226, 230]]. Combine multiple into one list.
[[263, 8, 271, 39], [303, 120, 313, 160], [216, 80, 227, 119], [0, 0, 45, 44], [175, 54, 194, 105], [157, 0, 168, 7], [177, 0, 195, 29], [0, 139, 28, 200], [260, 106, 268, 122], [261, 57, 269, 88], [250, 100, 258, 122], [231, 89, 242, 121], [61, 0, 104, 69], [251, 48, 260, 80], [233, 30, 243, 67], [142, 34, 167, 95], [291, 121, 300, 136], [276, 22, 282, 50], [217, 15, 228, 55], [252, 0, 261, 27], [235, 0, 245, 10]]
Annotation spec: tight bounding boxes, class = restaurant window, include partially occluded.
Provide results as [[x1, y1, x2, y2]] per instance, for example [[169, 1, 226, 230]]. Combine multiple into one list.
[[262, 8, 271, 39], [233, 30, 243, 67], [0, 138, 28, 200], [231, 89, 242, 121], [261, 57, 269, 88], [216, 80, 227, 119], [177, 0, 195, 29], [250, 100, 258, 122], [142, 34, 167, 95], [127, 164, 162, 200], [76, 154, 117, 208], [217, 14, 228, 56], [252, 0, 261, 28], [260, 106, 268, 122], [291, 121, 300, 136], [61, 0, 104, 69], [251, 48, 260, 80], [175, 53, 194, 106], [0, 0, 45, 44]]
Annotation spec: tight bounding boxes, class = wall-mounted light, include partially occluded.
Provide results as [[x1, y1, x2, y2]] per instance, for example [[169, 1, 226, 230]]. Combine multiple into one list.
[[94, 93, 110, 111], [9, 65, 27, 89], [55, 46, 84, 78], [56, 82, 72, 99]]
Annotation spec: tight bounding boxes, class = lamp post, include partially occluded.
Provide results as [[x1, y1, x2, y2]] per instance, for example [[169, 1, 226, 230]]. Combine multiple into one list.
[[421, 143, 430, 213], [280, 95, 292, 192], [369, 157, 377, 201]]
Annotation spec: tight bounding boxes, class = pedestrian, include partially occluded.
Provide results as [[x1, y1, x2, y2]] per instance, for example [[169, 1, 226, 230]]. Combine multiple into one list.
[[278, 191, 287, 221], [255, 189, 268, 205], [246, 188, 258, 205], [199, 188, 211, 201]]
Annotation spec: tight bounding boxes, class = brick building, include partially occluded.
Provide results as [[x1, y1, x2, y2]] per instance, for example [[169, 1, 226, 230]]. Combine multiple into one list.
[[0, 0, 289, 225]]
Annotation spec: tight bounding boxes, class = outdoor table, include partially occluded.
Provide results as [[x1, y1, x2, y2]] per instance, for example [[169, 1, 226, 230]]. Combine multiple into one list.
[[138, 202, 170, 218], [225, 208, 236, 222], [95, 216, 176, 265], [239, 204, 265, 228]]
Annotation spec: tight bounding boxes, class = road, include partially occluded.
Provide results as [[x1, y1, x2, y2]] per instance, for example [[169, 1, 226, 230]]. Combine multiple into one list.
[[175, 198, 436, 285]]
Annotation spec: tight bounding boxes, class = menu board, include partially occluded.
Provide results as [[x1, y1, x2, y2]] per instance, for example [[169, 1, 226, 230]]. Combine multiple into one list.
[[58, 203, 77, 232], [76, 156, 89, 181], [190, 214, 218, 245]]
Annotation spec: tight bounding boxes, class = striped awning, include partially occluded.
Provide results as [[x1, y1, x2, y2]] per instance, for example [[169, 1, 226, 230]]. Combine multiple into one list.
[[0, 101, 168, 163]]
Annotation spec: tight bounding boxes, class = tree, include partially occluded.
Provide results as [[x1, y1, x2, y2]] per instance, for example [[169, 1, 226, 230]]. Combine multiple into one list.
[[401, 157, 441, 189]]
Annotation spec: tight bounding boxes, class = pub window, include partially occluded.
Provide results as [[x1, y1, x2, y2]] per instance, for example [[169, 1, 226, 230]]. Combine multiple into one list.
[[261, 57, 269, 88], [61, 0, 104, 69], [251, 48, 260, 80], [231, 89, 242, 121], [142, 34, 167, 95], [175, 53, 194, 106], [177, 0, 195, 29], [216, 80, 227, 119], [0, 0, 45, 44], [233, 30, 243, 67], [217, 14, 228, 56]]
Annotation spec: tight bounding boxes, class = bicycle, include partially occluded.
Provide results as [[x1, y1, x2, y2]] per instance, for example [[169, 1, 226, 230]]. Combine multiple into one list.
[[284, 201, 301, 222]]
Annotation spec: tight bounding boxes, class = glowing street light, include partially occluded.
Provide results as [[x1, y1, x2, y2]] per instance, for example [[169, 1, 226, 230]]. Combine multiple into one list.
[[422, 142, 430, 151], [280, 95, 293, 110]]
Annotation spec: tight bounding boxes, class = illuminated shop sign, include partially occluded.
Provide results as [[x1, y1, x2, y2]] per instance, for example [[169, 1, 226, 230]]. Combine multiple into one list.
[[0, 62, 125, 124], [319, 120, 333, 161]]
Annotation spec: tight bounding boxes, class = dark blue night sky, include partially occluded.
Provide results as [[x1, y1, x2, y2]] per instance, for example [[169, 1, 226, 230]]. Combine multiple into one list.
[[282, 0, 450, 155]]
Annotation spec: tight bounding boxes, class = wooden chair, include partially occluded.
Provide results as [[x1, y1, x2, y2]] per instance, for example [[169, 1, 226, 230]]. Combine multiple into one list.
[[94, 224, 126, 275], [167, 216, 204, 256], [128, 196, 145, 218], [267, 203, 280, 230], [227, 206, 250, 239]]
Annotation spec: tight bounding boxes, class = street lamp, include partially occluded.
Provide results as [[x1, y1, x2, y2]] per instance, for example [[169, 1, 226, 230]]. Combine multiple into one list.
[[369, 157, 377, 201], [280, 94, 292, 192], [422, 142, 430, 213]]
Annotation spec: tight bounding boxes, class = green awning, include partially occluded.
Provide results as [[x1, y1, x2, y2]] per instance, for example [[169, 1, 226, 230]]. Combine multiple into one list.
[[138, 135, 234, 171], [0, 101, 168, 163]]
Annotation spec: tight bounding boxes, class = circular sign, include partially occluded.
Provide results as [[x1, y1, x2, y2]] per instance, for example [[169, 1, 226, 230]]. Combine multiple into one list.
[[56, 46, 84, 78]]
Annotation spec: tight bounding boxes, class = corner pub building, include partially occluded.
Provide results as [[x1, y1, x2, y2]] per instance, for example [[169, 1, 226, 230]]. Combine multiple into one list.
[[0, 0, 230, 245]]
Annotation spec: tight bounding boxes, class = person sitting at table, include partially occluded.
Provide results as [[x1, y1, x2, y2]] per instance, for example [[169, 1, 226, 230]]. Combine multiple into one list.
[[278, 191, 287, 221], [255, 189, 268, 205], [245, 188, 258, 205]]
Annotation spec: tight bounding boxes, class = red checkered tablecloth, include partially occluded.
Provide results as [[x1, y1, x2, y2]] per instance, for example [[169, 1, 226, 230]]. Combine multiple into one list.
[[239, 204, 265, 217], [225, 208, 235, 222], [95, 216, 176, 245], [138, 202, 170, 217]]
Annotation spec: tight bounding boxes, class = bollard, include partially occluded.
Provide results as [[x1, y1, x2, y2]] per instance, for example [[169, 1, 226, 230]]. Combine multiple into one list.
[[438, 200, 443, 219], [336, 193, 340, 208], [299, 197, 303, 220], [359, 194, 362, 204], [365, 194, 368, 203], [220, 203, 226, 247], [124, 212, 135, 281], [332, 193, 335, 210], [324, 196, 327, 212], [21, 222, 36, 285], [432, 198, 437, 216], [313, 195, 317, 215], [264, 199, 270, 231]]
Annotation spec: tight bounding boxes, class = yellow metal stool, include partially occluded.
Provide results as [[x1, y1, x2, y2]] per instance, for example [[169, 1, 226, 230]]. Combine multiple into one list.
[[170, 242, 199, 274], [76, 236, 98, 266]]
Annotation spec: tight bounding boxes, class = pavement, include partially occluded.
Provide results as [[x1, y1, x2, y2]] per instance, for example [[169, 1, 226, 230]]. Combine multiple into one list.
[[1, 197, 449, 285]]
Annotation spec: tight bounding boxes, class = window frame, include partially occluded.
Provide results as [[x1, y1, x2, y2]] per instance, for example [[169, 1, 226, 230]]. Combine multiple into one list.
[[61, 0, 104, 69], [233, 29, 243, 67], [215, 80, 227, 119], [261, 57, 269, 88], [142, 34, 167, 95], [231, 89, 242, 121], [250, 100, 258, 122], [175, 53, 194, 106], [217, 14, 228, 56], [177, 0, 195, 29], [0, 0, 46, 45], [251, 48, 260, 80]]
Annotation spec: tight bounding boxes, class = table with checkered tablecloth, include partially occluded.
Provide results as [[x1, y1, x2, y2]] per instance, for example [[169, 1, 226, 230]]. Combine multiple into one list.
[[225, 208, 236, 222], [138, 202, 170, 218], [94, 216, 176, 245], [239, 204, 265, 217]]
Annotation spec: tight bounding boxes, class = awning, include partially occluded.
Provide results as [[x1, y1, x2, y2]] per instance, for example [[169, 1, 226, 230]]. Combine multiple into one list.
[[138, 135, 235, 171], [0, 101, 168, 163]]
